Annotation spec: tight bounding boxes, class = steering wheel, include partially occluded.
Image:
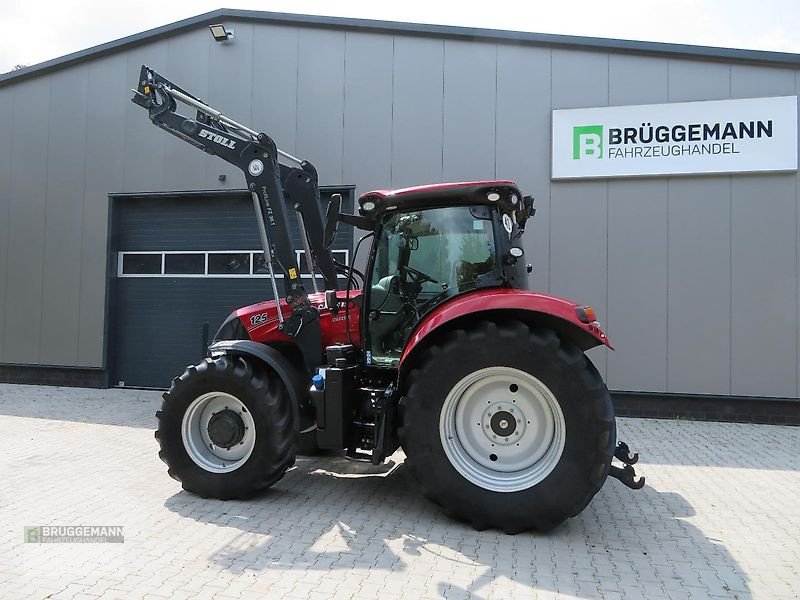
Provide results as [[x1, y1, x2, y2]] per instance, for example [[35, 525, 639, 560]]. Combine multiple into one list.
[[400, 265, 439, 285]]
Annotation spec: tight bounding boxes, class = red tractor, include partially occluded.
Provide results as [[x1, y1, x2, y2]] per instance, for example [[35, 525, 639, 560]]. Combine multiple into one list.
[[133, 66, 642, 533]]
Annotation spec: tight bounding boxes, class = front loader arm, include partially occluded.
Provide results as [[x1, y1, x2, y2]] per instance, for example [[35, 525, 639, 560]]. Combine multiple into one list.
[[131, 65, 333, 367]]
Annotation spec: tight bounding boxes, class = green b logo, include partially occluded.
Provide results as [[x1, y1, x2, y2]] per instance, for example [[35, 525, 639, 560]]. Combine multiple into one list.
[[573, 125, 603, 159], [24, 526, 41, 543]]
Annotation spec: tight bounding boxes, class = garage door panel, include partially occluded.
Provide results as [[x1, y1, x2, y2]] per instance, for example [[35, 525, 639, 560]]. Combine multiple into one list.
[[111, 191, 353, 388], [112, 279, 270, 388]]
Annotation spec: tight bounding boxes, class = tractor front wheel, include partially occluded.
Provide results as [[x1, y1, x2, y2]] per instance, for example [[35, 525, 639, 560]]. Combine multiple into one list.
[[155, 355, 296, 499], [400, 320, 615, 533]]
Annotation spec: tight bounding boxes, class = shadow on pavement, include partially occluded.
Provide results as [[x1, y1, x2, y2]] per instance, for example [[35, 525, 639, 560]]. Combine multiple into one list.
[[165, 454, 752, 599]]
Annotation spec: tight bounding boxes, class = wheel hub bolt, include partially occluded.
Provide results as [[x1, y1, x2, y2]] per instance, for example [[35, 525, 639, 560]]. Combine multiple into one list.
[[207, 408, 246, 449], [489, 410, 517, 437]]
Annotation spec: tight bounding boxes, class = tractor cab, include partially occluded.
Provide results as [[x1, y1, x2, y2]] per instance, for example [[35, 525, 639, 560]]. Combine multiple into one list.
[[355, 182, 535, 366]]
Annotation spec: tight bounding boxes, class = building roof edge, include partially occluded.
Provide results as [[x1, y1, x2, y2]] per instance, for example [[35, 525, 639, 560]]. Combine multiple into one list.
[[2, 8, 798, 87]]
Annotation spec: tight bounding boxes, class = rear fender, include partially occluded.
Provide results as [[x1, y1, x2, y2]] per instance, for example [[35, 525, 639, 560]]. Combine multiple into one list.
[[399, 288, 612, 372], [208, 340, 313, 431]]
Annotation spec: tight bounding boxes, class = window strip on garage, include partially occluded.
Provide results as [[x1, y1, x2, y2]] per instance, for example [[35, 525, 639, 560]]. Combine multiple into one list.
[[118, 249, 349, 278]]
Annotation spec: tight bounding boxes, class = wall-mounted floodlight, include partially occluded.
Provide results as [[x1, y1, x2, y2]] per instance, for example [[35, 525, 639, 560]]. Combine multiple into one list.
[[209, 24, 234, 42]]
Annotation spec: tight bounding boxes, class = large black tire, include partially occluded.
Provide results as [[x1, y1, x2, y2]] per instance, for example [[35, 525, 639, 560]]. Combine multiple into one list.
[[155, 355, 296, 499], [399, 320, 615, 533]]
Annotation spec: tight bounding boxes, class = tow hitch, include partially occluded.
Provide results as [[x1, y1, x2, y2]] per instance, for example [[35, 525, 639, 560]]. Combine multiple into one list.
[[609, 441, 645, 490], [614, 441, 639, 465]]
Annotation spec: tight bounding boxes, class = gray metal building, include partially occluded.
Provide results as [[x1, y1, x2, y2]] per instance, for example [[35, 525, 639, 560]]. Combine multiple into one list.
[[0, 10, 798, 413]]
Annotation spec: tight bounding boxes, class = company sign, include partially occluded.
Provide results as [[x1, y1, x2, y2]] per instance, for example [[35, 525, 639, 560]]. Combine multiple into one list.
[[552, 96, 798, 179]]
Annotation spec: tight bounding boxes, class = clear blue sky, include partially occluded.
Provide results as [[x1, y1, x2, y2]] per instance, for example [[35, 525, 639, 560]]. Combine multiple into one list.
[[2, 0, 799, 73]]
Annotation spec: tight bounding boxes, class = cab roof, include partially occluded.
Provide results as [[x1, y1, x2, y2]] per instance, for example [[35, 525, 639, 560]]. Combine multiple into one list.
[[357, 181, 523, 218]]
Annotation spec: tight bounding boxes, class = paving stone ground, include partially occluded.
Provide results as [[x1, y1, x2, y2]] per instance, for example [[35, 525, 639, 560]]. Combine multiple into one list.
[[0, 383, 798, 599]]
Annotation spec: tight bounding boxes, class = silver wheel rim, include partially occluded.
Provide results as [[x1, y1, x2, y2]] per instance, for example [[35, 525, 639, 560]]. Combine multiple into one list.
[[439, 366, 565, 493], [181, 392, 256, 473]]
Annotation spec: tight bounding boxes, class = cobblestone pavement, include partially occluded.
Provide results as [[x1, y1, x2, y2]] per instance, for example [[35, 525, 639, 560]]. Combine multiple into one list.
[[1, 383, 798, 600]]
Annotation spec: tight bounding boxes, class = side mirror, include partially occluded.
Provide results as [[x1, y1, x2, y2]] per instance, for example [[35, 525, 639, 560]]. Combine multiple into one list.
[[516, 195, 536, 232], [324, 194, 342, 249]]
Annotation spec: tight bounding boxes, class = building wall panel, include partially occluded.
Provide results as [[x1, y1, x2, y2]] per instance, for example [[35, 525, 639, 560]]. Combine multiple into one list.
[[668, 60, 731, 102], [609, 54, 669, 106], [296, 28, 345, 185], [442, 40, 496, 182], [0, 88, 12, 362], [731, 64, 796, 97], [606, 179, 669, 392], [667, 177, 732, 394], [40, 66, 89, 365], [342, 32, 394, 196], [79, 54, 127, 367], [390, 36, 444, 188], [4, 78, 51, 363], [730, 174, 797, 397]]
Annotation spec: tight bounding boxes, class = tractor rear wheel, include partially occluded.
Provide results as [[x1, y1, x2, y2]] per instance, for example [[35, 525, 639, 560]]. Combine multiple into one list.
[[399, 320, 615, 533], [155, 355, 296, 499]]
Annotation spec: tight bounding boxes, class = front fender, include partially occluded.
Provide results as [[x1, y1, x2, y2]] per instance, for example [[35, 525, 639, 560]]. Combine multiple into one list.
[[208, 340, 312, 430], [399, 288, 612, 368]]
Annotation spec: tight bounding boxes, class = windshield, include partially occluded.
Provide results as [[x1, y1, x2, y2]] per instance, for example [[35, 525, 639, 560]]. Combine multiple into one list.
[[367, 206, 498, 366]]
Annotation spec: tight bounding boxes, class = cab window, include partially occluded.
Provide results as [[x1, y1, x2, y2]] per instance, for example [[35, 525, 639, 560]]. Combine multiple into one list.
[[367, 206, 497, 366]]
